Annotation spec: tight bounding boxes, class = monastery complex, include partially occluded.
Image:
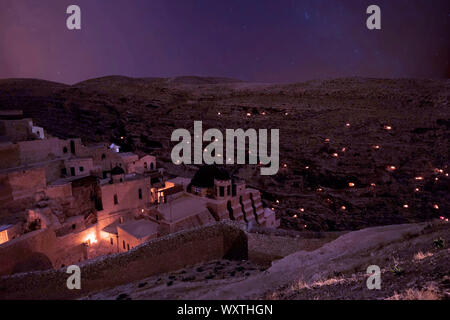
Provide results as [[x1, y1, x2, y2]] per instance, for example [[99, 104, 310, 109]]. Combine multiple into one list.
[[0, 110, 278, 275]]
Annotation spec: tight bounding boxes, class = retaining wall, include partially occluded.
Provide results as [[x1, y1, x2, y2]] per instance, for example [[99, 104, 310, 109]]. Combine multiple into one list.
[[0, 221, 247, 299]]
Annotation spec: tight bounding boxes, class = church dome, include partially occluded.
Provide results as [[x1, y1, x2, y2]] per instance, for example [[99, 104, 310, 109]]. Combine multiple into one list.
[[111, 166, 125, 175], [189, 165, 230, 188]]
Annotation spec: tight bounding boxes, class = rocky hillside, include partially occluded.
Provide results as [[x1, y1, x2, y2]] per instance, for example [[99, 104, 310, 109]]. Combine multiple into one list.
[[83, 221, 449, 300], [0, 76, 449, 231]]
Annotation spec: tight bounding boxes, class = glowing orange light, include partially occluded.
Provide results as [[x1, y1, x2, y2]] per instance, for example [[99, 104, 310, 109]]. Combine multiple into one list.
[[387, 166, 397, 171], [403, 204, 409, 208], [341, 148, 346, 152], [341, 206, 346, 210], [346, 123, 351, 127], [261, 112, 266, 116], [218, 112, 221, 116], [317, 188, 323, 192], [246, 112, 251, 117], [305, 166, 310, 169], [348, 182, 355, 187], [85, 233, 97, 245], [372, 145, 381, 150], [433, 204, 439, 210], [324, 138, 330, 143], [415, 177, 424, 181], [283, 164, 288, 168], [384, 125, 392, 130], [371, 183, 376, 187], [293, 215, 298, 218], [332, 153, 339, 158], [299, 208, 305, 212], [415, 188, 420, 192]]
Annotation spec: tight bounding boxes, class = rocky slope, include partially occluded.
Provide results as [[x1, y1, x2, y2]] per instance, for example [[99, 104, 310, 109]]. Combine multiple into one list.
[[82, 221, 449, 300], [0, 76, 449, 231]]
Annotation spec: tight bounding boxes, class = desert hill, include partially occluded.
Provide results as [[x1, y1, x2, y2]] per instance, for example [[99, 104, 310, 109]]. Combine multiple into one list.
[[0, 76, 448, 231]]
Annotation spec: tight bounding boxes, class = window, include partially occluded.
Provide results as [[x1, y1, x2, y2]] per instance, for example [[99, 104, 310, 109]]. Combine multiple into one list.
[[227, 185, 231, 196], [127, 244, 130, 251], [144, 162, 147, 169], [72, 224, 76, 230], [150, 162, 154, 170], [114, 194, 118, 205], [63, 147, 68, 154], [79, 166, 84, 172], [61, 168, 67, 176], [110, 238, 113, 245], [219, 186, 225, 197], [70, 167, 75, 176], [70, 140, 75, 154], [138, 188, 142, 199], [123, 240, 125, 249], [101, 154, 106, 160]]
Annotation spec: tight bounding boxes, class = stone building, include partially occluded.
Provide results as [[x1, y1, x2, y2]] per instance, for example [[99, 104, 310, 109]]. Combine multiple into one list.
[[0, 114, 278, 276]]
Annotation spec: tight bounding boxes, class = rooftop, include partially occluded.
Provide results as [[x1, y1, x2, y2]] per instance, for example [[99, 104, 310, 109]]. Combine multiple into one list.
[[118, 152, 138, 160], [0, 224, 14, 232], [157, 194, 209, 223], [118, 219, 158, 239]]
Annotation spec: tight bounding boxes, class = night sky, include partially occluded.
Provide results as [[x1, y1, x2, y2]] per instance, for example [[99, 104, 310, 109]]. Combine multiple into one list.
[[0, 0, 448, 84]]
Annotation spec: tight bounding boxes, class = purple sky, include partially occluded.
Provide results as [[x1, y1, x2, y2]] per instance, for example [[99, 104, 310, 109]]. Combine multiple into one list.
[[0, 0, 448, 84]]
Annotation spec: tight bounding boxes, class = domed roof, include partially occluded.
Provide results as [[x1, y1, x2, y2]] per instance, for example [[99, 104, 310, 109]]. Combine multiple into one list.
[[111, 166, 125, 175], [189, 165, 230, 188]]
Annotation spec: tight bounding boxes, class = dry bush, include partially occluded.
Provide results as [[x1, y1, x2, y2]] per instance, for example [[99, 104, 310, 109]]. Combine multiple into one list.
[[311, 277, 347, 288], [413, 251, 433, 261], [387, 284, 441, 300]]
